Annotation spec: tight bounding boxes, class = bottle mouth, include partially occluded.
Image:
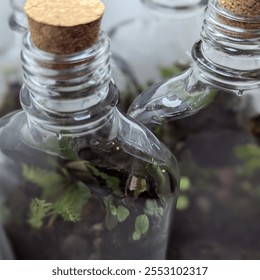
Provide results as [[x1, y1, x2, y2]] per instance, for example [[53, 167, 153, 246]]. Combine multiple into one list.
[[141, 0, 207, 17]]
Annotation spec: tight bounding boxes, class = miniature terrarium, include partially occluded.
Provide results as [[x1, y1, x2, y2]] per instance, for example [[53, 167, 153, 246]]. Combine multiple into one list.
[[0, 0, 179, 260], [128, 0, 260, 260]]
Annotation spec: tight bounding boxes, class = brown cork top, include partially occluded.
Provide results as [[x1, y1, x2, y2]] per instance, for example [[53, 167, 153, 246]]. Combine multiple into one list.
[[24, 0, 105, 54], [217, 0, 260, 36], [218, 0, 260, 17]]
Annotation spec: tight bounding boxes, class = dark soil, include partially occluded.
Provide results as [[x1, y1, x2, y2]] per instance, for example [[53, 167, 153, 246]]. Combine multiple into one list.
[[166, 91, 260, 259]]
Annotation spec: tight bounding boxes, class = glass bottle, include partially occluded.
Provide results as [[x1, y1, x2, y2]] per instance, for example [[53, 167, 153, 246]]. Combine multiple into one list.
[[0, 0, 27, 117], [128, 0, 260, 136], [127, 0, 260, 260], [0, 27, 179, 259], [109, 0, 207, 110]]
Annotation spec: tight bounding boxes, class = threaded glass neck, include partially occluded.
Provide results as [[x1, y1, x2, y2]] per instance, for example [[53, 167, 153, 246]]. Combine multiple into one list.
[[204, 0, 260, 43], [20, 31, 117, 134], [192, 0, 260, 91]]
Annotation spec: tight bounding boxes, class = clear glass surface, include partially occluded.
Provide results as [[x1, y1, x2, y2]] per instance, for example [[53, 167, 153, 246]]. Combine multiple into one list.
[[125, 0, 260, 259], [109, 0, 207, 110], [0, 32, 179, 260]]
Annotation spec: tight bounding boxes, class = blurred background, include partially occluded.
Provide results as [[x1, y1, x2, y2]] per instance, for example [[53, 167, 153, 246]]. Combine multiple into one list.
[[102, 0, 139, 30]]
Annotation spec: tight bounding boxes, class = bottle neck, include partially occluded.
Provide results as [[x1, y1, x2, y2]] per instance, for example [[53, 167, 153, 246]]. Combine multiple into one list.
[[9, 0, 28, 34], [192, 0, 260, 91], [141, 0, 207, 17], [20, 31, 118, 135]]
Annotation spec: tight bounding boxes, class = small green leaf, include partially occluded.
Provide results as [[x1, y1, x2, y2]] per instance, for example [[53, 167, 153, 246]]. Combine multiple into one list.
[[58, 136, 79, 160], [144, 200, 164, 217], [104, 196, 119, 230], [43, 134, 79, 161], [105, 176, 122, 197], [144, 209, 154, 216], [85, 162, 122, 196], [135, 214, 149, 235], [110, 205, 118, 216], [22, 164, 66, 190], [176, 195, 190, 211], [117, 206, 130, 222], [105, 196, 118, 216], [146, 199, 157, 211], [85, 162, 101, 176], [180, 177, 191, 192], [132, 230, 141, 241], [28, 199, 54, 229], [54, 181, 91, 222], [105, 212, 118, 230], [158, 207, 164, 216]]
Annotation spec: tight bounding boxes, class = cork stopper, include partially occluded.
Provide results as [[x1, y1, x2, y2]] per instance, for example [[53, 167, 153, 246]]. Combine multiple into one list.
[[217, 0, 260, 37], [24, 0, 105, 55], [218, 0, 260, 17]]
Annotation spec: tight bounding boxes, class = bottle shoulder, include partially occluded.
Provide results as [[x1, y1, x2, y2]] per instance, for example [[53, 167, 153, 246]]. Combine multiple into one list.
[[0, 107, 179, 191], [116, 109, 178, 166], [0, 107, 176, 160]]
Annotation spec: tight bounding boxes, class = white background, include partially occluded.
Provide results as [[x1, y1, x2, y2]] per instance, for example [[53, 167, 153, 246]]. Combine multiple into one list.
[[1, 260, 260, 280]]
